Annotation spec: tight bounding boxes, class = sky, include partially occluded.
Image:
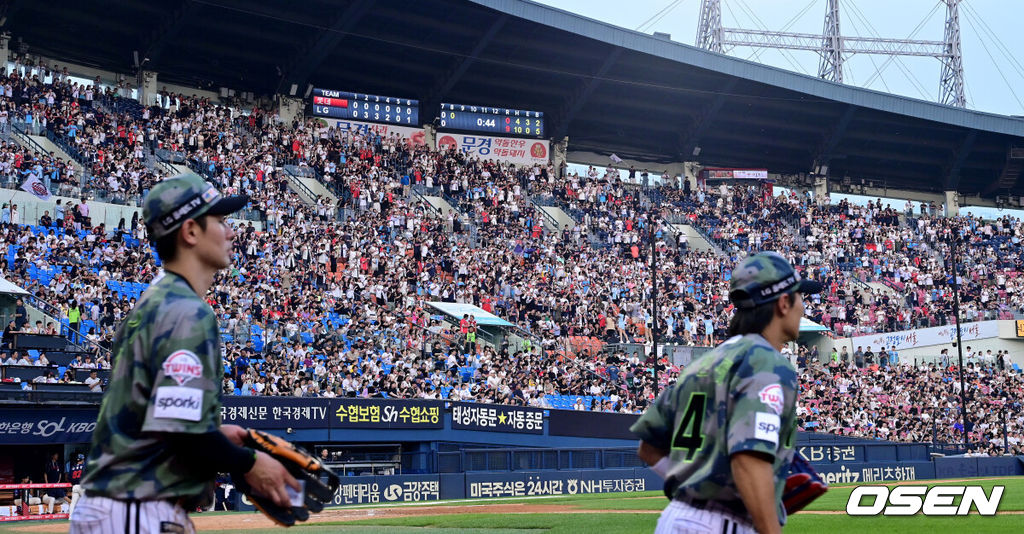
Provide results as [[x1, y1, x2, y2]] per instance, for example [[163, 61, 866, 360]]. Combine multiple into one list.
[[536, 0, 1024, 117]]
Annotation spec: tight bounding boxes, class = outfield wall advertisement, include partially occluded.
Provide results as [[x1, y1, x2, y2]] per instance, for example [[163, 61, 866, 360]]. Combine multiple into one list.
[[231, 469, 661, 511]]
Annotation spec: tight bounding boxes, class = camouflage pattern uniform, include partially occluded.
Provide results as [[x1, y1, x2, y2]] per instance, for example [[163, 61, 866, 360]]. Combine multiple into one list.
[[79, 271, 222, 501], [632, 252, 819, 534], [71, 174, 246, 534]]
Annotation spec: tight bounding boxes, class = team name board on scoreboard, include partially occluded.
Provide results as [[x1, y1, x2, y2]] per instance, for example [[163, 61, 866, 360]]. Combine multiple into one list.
[[311, 88, 419, 125], [440, 103, 544, 138]]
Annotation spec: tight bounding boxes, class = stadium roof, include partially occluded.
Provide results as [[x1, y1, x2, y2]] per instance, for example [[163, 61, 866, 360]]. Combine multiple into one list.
[[6, 0, 1024, 197]]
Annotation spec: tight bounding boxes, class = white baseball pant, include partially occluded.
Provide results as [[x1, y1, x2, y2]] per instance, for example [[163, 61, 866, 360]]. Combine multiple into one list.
[[655, 500, 757, 534], [69, 484, 85, 515], [69, 494, 194, 534]]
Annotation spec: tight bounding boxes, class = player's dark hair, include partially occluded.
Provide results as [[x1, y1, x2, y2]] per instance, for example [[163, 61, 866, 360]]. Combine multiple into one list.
[[727, 300, 776, 337], [153, 215, 208, 262]]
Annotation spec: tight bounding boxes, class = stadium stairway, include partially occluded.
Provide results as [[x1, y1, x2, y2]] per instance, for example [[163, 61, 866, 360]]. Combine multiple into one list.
[[281, 166, 322, 206], [527, 198, 564, 234], [411, 187, 458, 218], [667, 224, 716, 253], [867, 281, 898, 297]]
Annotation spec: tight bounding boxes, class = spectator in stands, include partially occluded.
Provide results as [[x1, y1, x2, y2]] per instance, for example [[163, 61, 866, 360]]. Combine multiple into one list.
[[2, 320, 15, 348], [66, 299, 81, 342], [84, 369, 102, 393], [11, 351, 29, 366], [13, 298, 27, 330]]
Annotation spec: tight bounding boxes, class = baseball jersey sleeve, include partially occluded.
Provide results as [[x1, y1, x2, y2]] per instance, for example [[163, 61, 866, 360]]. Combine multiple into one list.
[[629, 384, 678, 450], [726, 348, 797, 458], [141, 300, 222, 434]]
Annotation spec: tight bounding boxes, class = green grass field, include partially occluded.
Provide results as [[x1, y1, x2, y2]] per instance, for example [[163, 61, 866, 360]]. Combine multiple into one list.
[[2, 477, 1019, 533]]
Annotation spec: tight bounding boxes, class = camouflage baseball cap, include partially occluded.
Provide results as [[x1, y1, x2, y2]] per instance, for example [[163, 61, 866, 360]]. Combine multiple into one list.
[[143, 173, 248, 238], [728, 252, 823, 309]]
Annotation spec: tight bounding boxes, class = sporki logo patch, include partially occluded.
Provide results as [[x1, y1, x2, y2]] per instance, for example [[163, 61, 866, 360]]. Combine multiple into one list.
[[846, 485, 1004, 516], [758, 384, 784, 415], [162, 350, 203, 385]]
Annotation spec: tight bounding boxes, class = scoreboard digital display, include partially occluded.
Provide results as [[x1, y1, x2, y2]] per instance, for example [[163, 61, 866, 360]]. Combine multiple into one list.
[[439, 103, 544, 138], [311, 88, 419, 125]]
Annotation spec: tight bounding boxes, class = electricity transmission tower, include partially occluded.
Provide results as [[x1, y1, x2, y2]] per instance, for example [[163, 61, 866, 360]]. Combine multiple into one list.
[[696, 0, 966, 107]]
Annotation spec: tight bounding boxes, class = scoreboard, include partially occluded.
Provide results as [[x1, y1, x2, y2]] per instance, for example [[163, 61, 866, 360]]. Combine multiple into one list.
[[311, 88, 419, 125], [439, 103, 544, 138]]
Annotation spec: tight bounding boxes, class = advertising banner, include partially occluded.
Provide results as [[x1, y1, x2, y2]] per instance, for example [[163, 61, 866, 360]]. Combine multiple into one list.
[[849, 320, 999, 352], [0, 410, 97, 444], [464, 469, 657, 498], [797, 444, 862, 464], [220, 398, 443, 430], [330, 399, 443, 429], [234, 475, 440, 510], [435, 133, 550, 165], [328, 118, 426, 146], [450, 402, 543, 434], [332, 475, 440, 506], [221, 397, 330, 429], [812, 462, 933, 485]]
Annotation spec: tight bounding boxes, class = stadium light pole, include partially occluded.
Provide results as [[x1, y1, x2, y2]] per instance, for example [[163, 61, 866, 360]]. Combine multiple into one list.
[[946, 231, 970, 452], [650, 217, 659, 397]]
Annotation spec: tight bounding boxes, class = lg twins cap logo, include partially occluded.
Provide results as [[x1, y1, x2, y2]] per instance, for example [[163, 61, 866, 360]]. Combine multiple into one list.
[[758, 383, 784, 415], [162, 350, 203, 385]]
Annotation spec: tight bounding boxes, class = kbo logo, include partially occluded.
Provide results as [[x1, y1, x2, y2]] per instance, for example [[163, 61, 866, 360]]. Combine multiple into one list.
[[846, 485, 1004, 516]]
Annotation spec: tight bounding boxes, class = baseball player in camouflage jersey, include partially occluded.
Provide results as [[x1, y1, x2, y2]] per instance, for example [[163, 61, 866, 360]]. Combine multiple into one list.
[[71, 174, 299, 534], [632, 252, 821, 534]]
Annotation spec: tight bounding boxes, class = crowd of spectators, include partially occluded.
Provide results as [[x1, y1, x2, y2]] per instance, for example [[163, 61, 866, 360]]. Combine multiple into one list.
[[0, 58, 1022, 454], [799, 358, 1023, 456]]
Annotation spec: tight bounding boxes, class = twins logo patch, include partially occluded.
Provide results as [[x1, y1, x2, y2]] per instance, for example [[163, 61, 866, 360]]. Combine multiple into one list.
[[162, 350, 203, 385], [758, 383, 784, 415]]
